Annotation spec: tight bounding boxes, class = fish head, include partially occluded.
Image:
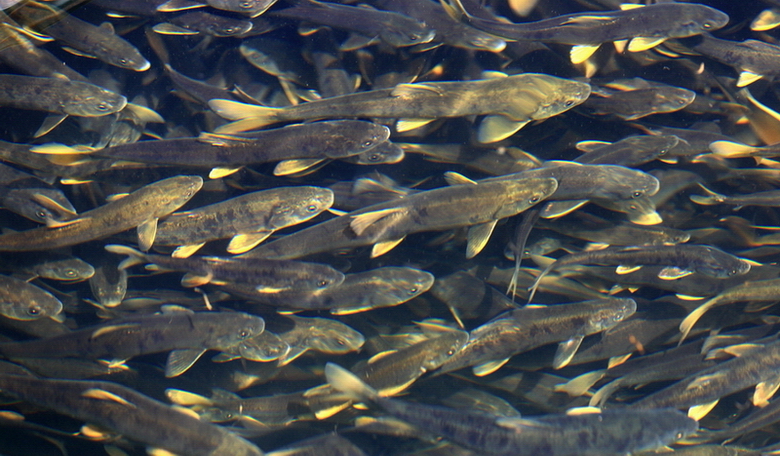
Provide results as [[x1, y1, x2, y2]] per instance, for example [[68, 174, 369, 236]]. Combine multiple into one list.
[[237, 332, 290, 362], [345, 141, 405, 165], [308, 322, 365, 354], [268, 188, 335, 229], [419, 330, 469, 371], [37, 257, 95, 282], [200, 406, 239, 423], [587, 298, 636, 332], [695, 246, 752, 278], [528, 78, 591, 120], [216, 314, 266, 349], [319, 121, 390, 159], [672, 4, 729, 37], [1, 188, 76, 226], [379, 22, 435, 48], [208, 0, 276, 17], [64, 90, 127, 117]]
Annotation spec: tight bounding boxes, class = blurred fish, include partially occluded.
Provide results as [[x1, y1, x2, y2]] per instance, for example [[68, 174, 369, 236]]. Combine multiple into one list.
[[0, 74, 126, 117], [274, 315, 364, 365], [326, 363, 698, 456], [0, 373, 265, 455], [158, 0, 277, 17], [0, 307, 265, 377]]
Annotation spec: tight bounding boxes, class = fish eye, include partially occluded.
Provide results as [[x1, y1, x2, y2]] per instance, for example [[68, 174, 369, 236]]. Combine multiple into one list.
[[446, 349, 456, 356], [564, 100, 574, 107], [240, 0, 254, 9], [306, 204, 318, 212], [118, 57, 129, 65], [27, 304, 41, 316], [96, 102, 111, 112], [35, 210, 47, 220], [64, 269, 78, 277], [368, 153, 381, 162], [529, 195, 540, 203], [702, 22, 713, 29], [408, 286, 419, 294], [238, 328, 251, 339], [408, 33, 421, 41], [362, 140, 375, 148], [632, 191, 642, 198], [317, 279, 329, 287]]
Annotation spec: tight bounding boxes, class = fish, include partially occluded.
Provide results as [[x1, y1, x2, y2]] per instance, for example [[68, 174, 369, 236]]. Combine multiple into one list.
[[690, 184, 780, 208], [678, 33, 780, 87], [0, 274, 63, 321], [0, 161, 77, 226], [0, 74, 126, 117], [443, 0, 729, 63], [0, 175, 203, 252], [225, 266, 434, 314], [153, 186, 334, 257], [678, 278, 780, 345], [271, 0, 435, 49], [242, 176, 557, 260], [157, 0, 277, 17], [105, 244, 346, 293], [528, 245, 753, 303], [572, 134, 680, 167], [584, 81, 696, 121], [10, 1, 150, 71], [0, 252, 94, 282], [209, 73, 591, 143], [0, 373, 265, 455], [39, 120, 390, 178], [325, 362, 698, 456], [273, 315, 365, 365], [0, 307, 266, 377], [437, 297, 636, 376]]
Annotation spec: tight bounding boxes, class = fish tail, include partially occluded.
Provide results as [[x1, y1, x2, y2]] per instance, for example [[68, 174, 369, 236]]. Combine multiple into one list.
[[324, 362, 378, 403], [208, 99, 281, 123], [104, 244, 146, 270]]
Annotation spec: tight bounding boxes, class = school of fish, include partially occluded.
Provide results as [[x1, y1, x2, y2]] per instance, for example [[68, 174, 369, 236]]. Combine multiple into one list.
[[1, 0, 780, 455]]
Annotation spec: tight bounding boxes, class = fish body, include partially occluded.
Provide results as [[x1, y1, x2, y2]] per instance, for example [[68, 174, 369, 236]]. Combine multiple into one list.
[[0, 374, 264, 456], [529, 244, 751, 302], [0, 74, 126, 116], [105, 244, 346, 293], [0, 162, 76, 225], [229, 266, 434, 313], [11, 1, 150, 71], [243, 177, 557, 260], [682, 33, 780, 87], [154, 186, 334, 255], [209, 73, 590, 143], [271, 0, 435, 48], [438, 298, 636, 375], [449, 0, 728, 60], [0, 175, 202, 251], [0, 309, 265, 377]]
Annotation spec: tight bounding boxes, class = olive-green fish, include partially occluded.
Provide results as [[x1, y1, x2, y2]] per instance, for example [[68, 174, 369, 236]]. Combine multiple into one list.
[[0, 274, 62, 321], [209, 73, 591, 143], [0, 175, 203, 252], [0, 74, 126, 117]]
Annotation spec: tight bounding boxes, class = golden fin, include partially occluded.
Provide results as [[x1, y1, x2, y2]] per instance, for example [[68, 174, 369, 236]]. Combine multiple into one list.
[[371, 237, 405, 257], [396, 118, 435, 132], [478, 115, 528, 143], [466, 220, 498, 259], [575, 140, 610, 152], [554, 369, 607, 397], [607, 353, 632, 369], [180, 272, 213, 288], [627, 37, 666, 52], [31, 193, 77, 216], [90, 323, 139, 339], [443, 171, 478, 185], [391, 83, 443, 98], [619, 3, 644, 10], [752, 8, 780, 31], [570, 44, 601, 64], [472, 358, 510, 377], [274, 159, 324, 176], [227, 231, 272, 254], [165, 348, 206, 377], [754, 376, 780, 407], [565, 406, 602, 415], [45, 217, 85, 228], [688, 399, 719, 421], [737, 71, 764, 88], [209, 167, 242, 179], [123, 103, 164, 123], [208, 99, 278, 122], [136, 218, 158, 252], [82, 388, 135, 408], [658, 266, 693, 280], [553, 335, 584, 369], [165, 388, 213, 406], [29, 143, 96, 155], [171, 243, 206, 259], [350, 207, 405, 235], [615, 265, 642, 274]]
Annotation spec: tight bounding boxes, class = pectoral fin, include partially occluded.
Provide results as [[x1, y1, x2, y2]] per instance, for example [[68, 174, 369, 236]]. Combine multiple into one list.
[[350, 207, 404, 235], [172, 243, 206, 258], [371, 237, 405, 257], [627, 36, 666, 52], [472, 358, 510, 377], [166, 348, 206, 377], [136, 218, 158, 252], [478, 115, 528, 143], [396, 118, 435, 132], [658, 266, 693, 280], [466, 220, 498, 259], [553, 335, 584, 369], [570, 44, 601, 64], [227, 231, 273, 254]]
